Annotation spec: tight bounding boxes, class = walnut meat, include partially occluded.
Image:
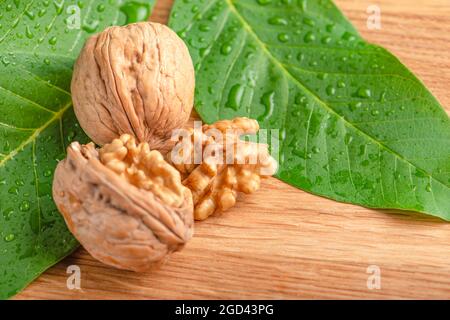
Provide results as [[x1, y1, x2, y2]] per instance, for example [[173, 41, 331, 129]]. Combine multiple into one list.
[[170, 118, 278, 220], [71, 22, 195, 152], [53, 135, 193, 272]]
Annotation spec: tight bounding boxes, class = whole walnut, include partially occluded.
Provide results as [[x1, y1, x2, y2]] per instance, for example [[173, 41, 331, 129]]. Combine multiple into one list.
[[53, 135, 193, 272], [71, 22, 195, 152]]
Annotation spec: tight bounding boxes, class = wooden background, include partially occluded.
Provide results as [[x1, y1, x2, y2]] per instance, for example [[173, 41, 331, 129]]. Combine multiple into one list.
[[15, 0, 450, 299]]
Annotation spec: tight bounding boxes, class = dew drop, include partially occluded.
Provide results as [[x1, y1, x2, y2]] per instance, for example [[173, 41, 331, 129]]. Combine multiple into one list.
[[342, 32, 356, 41], [119, 1, 151, 24], [321, 36, 331, 44], [268, 17, 288, 26], [25, 25, 34, 39], [191, 5, 199, 13], [8, 186, 19, 195], [359, 144, 367, 156], [226, 84, 244, 110], [53, 0, 65, 15], [326, 24, 335, 33], [303, 17, 315, 27], [278, 33, 289, 43], [349, 101, 362, 111], [198, 24, 210, 32], [295, 94, 307, 105], [356, 87, 372, 98], [344, 134, 353, 145], [43, 169, 52, 177], [326, 85, 336, 96], [199, 47, 210, 58], [3, 208, 14, 220], [25, 10, 35, 20], [4, 234, 15, 242], [19, 200, 31, 212], [67, 131, 76, 142], [48, 36, 57, 45], [38, 8, 47, 17], [3, 140, 10, 152], [220, 43, 232, 55], [259, 91, 275, 121], [304, 31, 315, 43]]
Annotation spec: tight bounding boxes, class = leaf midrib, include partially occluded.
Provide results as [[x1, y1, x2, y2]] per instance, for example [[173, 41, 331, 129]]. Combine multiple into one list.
[[0, 101, 71, 167], [225, 0, 449, 192], [0, 46, 76, 166]]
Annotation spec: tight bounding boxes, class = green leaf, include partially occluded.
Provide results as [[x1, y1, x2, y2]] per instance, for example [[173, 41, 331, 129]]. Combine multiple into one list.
[[0, 0, 154, 299], [169, 0, 450, 220]]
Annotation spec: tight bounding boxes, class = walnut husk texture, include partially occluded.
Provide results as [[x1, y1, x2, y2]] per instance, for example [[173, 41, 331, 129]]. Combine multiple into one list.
[[52, 138, 193, 272], [71, 22, 194, 152]]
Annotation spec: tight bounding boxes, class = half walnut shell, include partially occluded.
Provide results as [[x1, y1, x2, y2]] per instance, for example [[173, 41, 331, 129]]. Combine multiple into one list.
[[52, 135, 193, 272]]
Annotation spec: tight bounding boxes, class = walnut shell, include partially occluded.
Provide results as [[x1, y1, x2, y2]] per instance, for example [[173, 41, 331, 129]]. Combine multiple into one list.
[[52, 136, 193, 272], [71, 22, 194, 152]]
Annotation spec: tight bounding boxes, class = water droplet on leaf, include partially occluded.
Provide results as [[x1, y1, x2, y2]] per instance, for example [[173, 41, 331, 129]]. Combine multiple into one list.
[[119, 1, 151, 24]]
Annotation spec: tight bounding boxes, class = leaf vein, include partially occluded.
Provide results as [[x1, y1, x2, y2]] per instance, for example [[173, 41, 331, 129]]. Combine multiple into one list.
[[0, 102, 72, 167], [225, 0, 450, 197], [0, 0, 36, 43], [0, 85, 56, 114]]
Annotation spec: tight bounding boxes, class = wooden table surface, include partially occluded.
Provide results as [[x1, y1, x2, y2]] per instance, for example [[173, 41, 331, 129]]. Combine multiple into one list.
[[15, 0, 450, 299]]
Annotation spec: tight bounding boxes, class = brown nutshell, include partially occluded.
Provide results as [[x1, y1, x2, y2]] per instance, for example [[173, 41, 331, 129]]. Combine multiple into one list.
[[52, 135, 194, 272], [71, 22, 195, 152]]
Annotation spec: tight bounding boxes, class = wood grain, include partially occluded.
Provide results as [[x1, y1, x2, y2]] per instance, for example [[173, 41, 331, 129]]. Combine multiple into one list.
[[15, 0, 450, 299]]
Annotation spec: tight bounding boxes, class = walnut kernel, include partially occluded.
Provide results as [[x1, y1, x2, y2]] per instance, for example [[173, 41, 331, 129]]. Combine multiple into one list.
[[170, 117, 277, 220]]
